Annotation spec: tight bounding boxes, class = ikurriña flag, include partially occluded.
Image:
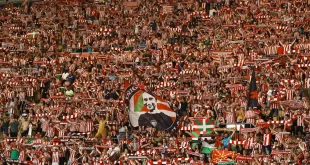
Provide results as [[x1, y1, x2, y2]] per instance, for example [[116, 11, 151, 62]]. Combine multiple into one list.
[[247, 68, 258, 109], [125, 85, 178, 130]]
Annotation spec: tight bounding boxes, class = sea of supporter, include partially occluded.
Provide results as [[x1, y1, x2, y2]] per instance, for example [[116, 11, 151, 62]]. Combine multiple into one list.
[[0, 0, 310, 164]]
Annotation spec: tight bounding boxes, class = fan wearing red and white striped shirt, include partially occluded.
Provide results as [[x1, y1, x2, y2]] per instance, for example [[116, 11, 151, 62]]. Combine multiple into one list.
[[284, 115, 293, 131], [79, 120, 87, 133], [243, 132, 254, 155], [225, 110, 235, 124], [46, 124, 55, 138], [68, 119, 79, 132], [179, 140, 189, 149], [251, 139, 262, 156], [40, 118, 49, 135], [85, 118, 94, 133], [296, 113, 305, 135], [67, 145, 78, 165], [55, 125, 67, 138], [52, 150, 60, 165], [262, 129, 272, 155], [19, 148, 26, 163], [245, 109, 256, 125]]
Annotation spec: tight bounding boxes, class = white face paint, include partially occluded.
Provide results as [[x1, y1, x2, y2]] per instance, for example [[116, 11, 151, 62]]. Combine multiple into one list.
[[142, 92, 156, 112]]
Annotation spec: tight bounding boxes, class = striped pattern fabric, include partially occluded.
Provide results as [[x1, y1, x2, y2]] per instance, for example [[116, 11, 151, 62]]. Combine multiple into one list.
[[111, 47, 122, 51], [276, 26, 288, 31], [229, 140, 245, 145], [100, 28, 113, 32], [256, 15, 270, 19], [189, 11, 206, 17], [179, 70, 200, 75], [22, 78, 37, 82], [300, 56, 310, 62], [296, 64, 310, 68], [201, 15, 213, 20], [91, 32, 101, 36], [6, 138, 17, 142], [6, 82, 19, 86], [162, 5, 174, 14], [71, 132, 91, 136], [74, 81, 93, 86], [166, 26, 182, 32], [1, 73, 10, 77], [106, 121, 118, 125], [32, 139, 43, 144], [233, 20, 243, 24], [180, 126, 192, 131], [164, 76, 177, 80], [156, 82, 176, 89], [192, 95, 203, 100], [230, 86, 247, 91], [62, 113, 78, 120], [9, 27, 22, 30], [239, 128, 258, 133], [151, 160, 172, 165], [35, 113, 51, 117], [256, 120, 285, 127], [78, 19, 88, 23], [267, 120, 284, 124]]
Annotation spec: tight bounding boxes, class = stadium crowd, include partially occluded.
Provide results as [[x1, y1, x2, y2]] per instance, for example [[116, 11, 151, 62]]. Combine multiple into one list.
[[0, 0, 310, 164]]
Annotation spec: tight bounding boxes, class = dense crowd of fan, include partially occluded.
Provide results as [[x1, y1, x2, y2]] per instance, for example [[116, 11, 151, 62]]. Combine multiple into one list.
[[0, 0, 310, 164]]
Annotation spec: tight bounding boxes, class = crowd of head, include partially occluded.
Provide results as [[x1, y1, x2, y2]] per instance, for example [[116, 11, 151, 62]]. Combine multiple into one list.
[[0, 0, 310, 164]]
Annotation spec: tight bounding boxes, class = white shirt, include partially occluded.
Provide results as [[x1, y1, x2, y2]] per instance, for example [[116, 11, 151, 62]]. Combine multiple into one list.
[[108, 147, 120, 156], [62, 72, 69, 80], [119, 126, 127, 133], [267, 89, 273, 100], [209, 9, 217, 17]]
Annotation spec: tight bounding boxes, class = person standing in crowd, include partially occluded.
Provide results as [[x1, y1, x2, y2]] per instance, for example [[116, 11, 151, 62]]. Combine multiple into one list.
[[9, 117, 19, 138]]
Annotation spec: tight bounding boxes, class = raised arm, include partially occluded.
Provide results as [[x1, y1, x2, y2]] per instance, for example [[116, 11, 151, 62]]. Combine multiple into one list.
[[290, 38, 297, 46], [230, 129, 236, 137]]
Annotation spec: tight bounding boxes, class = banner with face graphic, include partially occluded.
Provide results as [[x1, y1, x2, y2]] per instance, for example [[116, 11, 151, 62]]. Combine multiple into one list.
[[125, 85, 178, 130]]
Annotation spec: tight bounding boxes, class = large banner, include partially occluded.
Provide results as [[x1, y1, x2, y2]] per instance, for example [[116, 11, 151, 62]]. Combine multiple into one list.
[[247, 68, 258, 109], [125, 85, 178, 130]]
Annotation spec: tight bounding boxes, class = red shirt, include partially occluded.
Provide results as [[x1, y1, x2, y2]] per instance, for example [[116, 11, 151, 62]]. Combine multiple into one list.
[[277, 46, 284, 55], [214, 135, 221, 147]]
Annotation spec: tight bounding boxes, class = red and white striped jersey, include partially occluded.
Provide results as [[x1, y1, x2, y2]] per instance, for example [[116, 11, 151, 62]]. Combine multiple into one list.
[[263, 133, 272, 146], [46, 127, 55, 137], [284, 119, 293, 130], [57, 128, 66, 138], [274, 132, 283, 142], [285, 89, 294, 101], [69, 149, 76, 162], [297, 115, 304, 126], [52, 152, 59, 163], [60, 146, 67, 157], [86, 120, 94, 132], [251, 142, 262, 151], [245, 110, 256, 124], [305, 78, 310, 88], [79, 121, 87, 133], [41, 120, 49, 132], [179, 141, 189, 149], [19, 150, 25, 162], [265, 45, 278, 55], [244, 137, 254, 149], [225, 112, 234, 123]]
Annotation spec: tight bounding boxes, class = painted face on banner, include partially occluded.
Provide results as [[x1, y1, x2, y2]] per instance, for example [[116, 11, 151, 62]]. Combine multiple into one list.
[[142, 92, 157, 112]]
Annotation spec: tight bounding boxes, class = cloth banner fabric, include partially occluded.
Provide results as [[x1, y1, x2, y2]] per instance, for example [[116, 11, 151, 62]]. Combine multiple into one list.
[[125, 85, 178, 130]]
